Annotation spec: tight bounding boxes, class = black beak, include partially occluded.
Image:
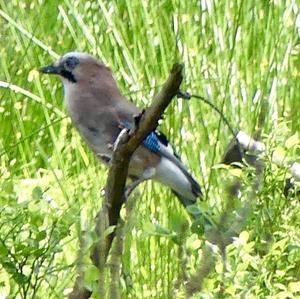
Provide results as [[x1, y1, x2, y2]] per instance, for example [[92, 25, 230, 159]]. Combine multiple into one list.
[[39, 62, 77, 83], [39, 64, 61, 75]]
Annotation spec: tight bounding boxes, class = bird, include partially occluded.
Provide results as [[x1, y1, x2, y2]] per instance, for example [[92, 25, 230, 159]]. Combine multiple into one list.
[[39, 52, 202, 210]]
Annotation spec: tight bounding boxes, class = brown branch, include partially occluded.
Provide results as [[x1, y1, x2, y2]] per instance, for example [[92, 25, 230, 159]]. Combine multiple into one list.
[[108, 188, 139, 299], [93, 63, 183, 264], [68, 64, 183, 299]]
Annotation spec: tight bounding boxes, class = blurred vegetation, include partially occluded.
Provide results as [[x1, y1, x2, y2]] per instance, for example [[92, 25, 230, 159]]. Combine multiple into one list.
[[0, 0, 299, 298]]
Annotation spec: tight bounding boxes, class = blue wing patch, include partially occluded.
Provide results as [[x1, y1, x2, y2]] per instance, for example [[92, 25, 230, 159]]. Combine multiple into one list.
[[121, 121, 161, 153], [143, 132, 160, 152]]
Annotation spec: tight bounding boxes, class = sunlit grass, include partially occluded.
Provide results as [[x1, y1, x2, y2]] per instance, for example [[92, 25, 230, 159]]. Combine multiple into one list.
[[1, 0, 299, 298]]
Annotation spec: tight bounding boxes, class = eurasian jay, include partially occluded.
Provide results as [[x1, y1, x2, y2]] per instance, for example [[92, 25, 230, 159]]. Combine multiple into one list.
[[39, 52, 202, 208]]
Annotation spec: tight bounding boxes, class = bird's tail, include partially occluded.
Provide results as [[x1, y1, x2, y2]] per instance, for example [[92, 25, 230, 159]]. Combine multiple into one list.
[[153, 153, 213, 225], [155, 156, 202, 203]]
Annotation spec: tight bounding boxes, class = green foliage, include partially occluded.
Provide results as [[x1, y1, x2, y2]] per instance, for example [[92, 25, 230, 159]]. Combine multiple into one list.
[[1, 0, 300, 298], [0, 178, 75, 298]]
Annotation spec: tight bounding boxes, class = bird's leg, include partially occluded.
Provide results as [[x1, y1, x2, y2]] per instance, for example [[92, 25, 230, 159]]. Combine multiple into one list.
[[125, 177, 148, 198], [125, 167, 156, 198]]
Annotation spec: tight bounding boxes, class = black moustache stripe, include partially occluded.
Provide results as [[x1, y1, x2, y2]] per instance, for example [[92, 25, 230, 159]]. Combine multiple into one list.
[[60, 70, 77, 83]]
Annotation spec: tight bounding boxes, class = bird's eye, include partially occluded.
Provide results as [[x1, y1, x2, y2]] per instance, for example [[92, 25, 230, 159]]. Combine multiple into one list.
[[64, 56, 79, 71]]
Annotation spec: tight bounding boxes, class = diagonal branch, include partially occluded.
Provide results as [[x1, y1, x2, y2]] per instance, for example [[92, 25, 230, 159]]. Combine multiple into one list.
[[68, 63, 183, 299], [95, 63, 183, 263]]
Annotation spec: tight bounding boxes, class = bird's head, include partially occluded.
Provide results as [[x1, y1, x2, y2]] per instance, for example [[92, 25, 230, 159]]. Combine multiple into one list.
[[39, 52, 102, 84]]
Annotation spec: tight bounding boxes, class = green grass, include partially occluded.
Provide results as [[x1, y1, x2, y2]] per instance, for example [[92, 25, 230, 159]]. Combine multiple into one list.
[[1, 0, 300, 298]]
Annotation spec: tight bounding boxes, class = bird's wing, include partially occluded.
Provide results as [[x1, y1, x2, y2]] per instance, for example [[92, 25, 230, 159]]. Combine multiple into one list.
[[120, 121, 202, 199]]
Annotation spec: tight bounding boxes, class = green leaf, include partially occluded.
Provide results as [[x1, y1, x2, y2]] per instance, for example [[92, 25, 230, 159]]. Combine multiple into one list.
[[32, 186, 43, 200], [14, 243, 27, 253], [288, 281, 300, 293], [29, 213, 44, 227], [104, 225, 116, 237], [142, 222, 157, 235], [12, 272, 28, 285], [285, 133, 299, 149], [20, 246, 35, 258], [2, 261, 17, 274], [239, 231, 250, 244], [84, 265, 100, 282], [33, 248, 46, 257], [169, 210, 189, 234], [0, 244, 8, 256], [186, 234, 202, 250], [228, 168, 243, 177], [191, 218, 205, 235], [186, 204, 202, 217], [143, 222, 172, 237], [153, 223, 172, 236], [274, 283, 287, 291], [36, 230, 47, 241], [271, 238, 288, 251]]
